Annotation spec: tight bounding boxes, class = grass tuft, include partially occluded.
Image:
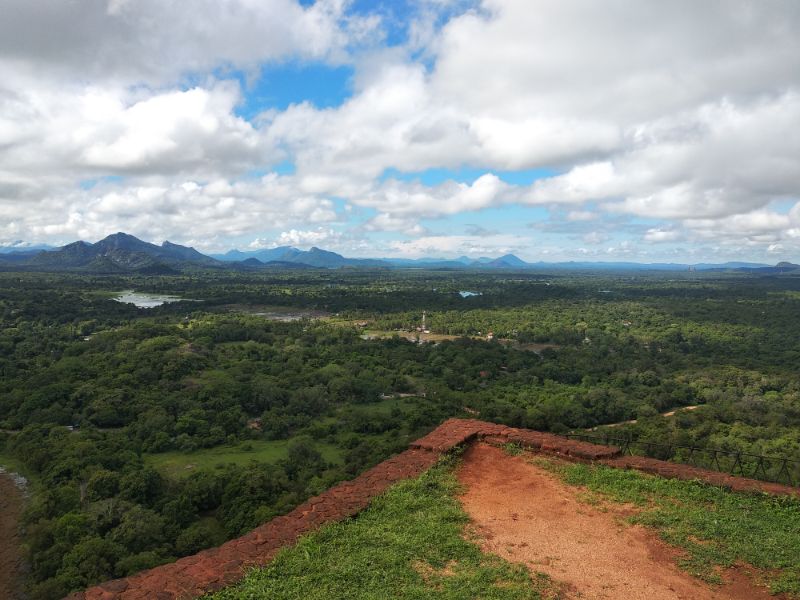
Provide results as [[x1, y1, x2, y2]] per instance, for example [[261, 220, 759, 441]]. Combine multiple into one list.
[[501, 442, 525, 456]]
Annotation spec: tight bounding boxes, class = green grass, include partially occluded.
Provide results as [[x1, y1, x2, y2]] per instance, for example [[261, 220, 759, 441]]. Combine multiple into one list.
[[0, 449, 34, 482], [501, 442, 524, 456], [145, 440, 343, 480], [345, 396, 422, 416], [207, 460, 558, 600], [536, 457, 800, 595], [0, 451, 26, 473]]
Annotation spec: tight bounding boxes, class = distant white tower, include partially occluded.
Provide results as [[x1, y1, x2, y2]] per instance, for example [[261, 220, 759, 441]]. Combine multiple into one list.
[[422, 311, 427, 330]]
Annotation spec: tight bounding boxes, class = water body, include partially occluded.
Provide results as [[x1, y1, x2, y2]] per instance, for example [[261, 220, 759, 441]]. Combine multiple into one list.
[[113, 290, 184, 308], [0, 468, 26, 599], [459, 291, 482, 298]]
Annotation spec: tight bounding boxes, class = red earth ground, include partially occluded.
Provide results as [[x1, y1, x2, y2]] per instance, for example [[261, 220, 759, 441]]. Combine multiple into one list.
[[0, 471, 25, 600], [457, 443, 782, 600]]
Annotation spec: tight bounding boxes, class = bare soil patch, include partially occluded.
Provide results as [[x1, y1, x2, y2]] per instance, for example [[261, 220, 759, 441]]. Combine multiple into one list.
[[457, 443, 776, 600], [0, 472, 25, 599]]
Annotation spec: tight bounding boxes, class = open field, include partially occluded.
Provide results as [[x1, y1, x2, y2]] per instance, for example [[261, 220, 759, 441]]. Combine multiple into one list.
[[360, 329, 473, 343], [223, 304, 330, 320], [145, 439, 344, 480], [346, 395, 425, 415]]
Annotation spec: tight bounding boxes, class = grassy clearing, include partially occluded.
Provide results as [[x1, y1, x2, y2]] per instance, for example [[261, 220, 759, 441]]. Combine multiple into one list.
[[345, 396, 422, 416], [534, 456, 800, 595], [0, 451, 26, 474], [207, 459, 559, 600], [0, 448, 34, 483], [145, 440, 343, 480]]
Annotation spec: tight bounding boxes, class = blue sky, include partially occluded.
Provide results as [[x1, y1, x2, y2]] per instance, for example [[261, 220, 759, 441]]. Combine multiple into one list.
[[235, 62, 354, 117], [0, 0, 798, 261]]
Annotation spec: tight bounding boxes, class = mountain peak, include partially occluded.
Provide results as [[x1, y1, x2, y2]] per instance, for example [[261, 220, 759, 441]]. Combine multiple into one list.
[[497, 253, 525, 262], [94, 232, 158, 252], [485, 253, 528, 268], [102, 231, 141, 243], [25, 232, 218, 271]]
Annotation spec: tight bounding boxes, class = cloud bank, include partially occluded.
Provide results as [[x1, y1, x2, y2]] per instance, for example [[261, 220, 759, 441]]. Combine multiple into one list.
[[1, 0, 798, 260]]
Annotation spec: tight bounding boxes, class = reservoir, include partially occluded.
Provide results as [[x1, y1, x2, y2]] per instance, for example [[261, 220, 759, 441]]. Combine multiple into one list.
[[113, 290, 185, 308]]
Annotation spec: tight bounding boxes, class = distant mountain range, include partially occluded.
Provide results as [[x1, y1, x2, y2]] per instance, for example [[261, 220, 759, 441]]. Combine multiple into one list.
[[211, 247, 389, 268], [0, 232, 798, 274], [0, 242, 55, 254], [0, 233, 393, 273], [0, 242, 56, 263]]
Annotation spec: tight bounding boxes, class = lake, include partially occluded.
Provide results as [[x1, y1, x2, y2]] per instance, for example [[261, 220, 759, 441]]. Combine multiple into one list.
[[459, 291, 482, 298], [113, 290, 185, 308]]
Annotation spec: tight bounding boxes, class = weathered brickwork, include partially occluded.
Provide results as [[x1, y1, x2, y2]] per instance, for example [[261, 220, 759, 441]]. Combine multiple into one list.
[[410, 418, 506, 451], [601, 455, 799, 497], [65, 418, 797, 600]]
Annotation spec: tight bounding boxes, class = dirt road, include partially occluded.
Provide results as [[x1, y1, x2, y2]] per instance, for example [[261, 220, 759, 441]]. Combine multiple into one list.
[[457, 443, 775, 600]]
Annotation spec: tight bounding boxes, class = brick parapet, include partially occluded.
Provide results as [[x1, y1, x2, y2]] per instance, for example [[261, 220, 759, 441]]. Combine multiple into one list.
[[600, 455, 799, 497], [65, 418, 797, 600]]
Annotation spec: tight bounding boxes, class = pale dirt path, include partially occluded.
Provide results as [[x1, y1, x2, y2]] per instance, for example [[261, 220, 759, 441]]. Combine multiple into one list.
[[0, 472, 25, 599], [591, 405, 701, 429], [457, 443, 775, 600]]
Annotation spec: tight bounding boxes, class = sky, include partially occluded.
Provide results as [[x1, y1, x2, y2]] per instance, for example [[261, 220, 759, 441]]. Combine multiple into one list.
[[1, 0, 799, 262]]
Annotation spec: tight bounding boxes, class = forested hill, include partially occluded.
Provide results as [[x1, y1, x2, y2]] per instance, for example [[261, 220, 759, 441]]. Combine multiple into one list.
[[15, 233, 218, 273]]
